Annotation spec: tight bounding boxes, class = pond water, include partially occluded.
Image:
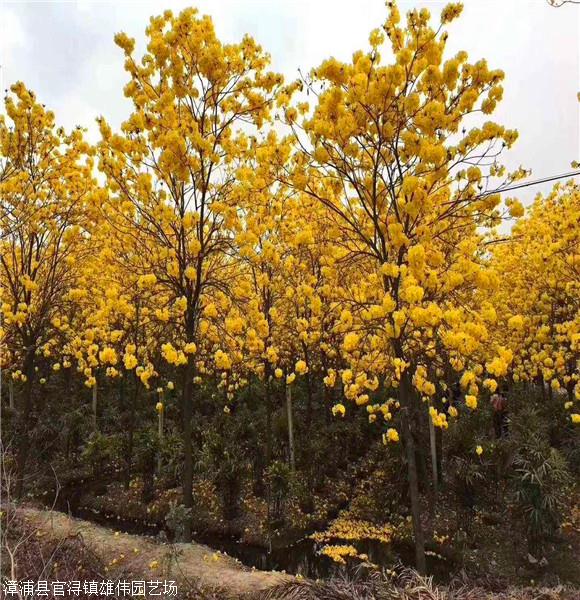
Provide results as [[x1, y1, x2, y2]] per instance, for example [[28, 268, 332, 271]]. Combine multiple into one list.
[[43, 476, 448, 580], [72, 505, 337, 578], [62, 503, 414, 579]]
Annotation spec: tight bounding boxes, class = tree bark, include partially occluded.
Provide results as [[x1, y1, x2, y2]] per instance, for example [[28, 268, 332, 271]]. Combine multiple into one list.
[[567, 381, 574, 403], [265, 369, 272, 467], [435, 426, 443, 486], [181, 355, 195, 542], [91, 381, 98, 431], [157, 390, 164, 476], [15, 345, 36, 499], [9, 378, 14, 410], [429, 413, 438, 494], [118, 375, 130, 489], [400, 371, 426, 573], [305, 368, 313, 430], [539, 376, 546, 401], [127, 301, 141, 487], [300, 342, 313, 432], [323, 376, 331, 425], [263, 372, 273, 553], [286, 384, 295, 472], [126, 372, 140, 486]]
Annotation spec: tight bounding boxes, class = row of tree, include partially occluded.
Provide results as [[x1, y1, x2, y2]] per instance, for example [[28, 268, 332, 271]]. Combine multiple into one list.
[[1, 2, 578, 571]]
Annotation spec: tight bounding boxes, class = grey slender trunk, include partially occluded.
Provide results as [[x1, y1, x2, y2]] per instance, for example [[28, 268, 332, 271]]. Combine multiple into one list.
[[436, 426, 443, 485], [181, 355, 195, 542], [127, 300, 141, 485], [429, 413, 438, 493], [9, 378, 15, 410], [157, 391, 164, 476], [400, 370, 426, 573], [265, 375, 272, 466], [286, 384, 295, 471], [92, 381, 98, 431], [15, 346, 35, 499]]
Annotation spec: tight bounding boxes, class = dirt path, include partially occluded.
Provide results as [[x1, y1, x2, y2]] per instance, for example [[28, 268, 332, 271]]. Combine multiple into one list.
[[19, 507, 291, 597]]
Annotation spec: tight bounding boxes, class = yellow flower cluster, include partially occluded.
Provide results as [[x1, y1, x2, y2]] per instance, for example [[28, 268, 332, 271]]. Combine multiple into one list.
[[429, 406, 449, 429], [382, 428, 400, 444], [161, 343, 187, 366]]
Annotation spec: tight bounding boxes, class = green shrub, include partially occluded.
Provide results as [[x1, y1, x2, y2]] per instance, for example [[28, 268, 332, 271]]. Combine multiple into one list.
[[80, 432, 119, 475], [265, 459, 294, 523], [165, 500, 193, 542], [511, 427, 571, 554], [198, 427, 251, 520]]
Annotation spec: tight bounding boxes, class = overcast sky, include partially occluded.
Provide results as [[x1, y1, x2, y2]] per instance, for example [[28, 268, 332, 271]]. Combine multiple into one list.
[[1, 0, 579, 205]]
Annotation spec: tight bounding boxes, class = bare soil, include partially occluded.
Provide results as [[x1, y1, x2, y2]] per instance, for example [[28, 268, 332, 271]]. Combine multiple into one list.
[[17, 506, 291, 597]]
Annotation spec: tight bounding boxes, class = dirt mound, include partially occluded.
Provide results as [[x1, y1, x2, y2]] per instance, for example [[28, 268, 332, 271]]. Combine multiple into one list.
[[13, 507, 290, 597]]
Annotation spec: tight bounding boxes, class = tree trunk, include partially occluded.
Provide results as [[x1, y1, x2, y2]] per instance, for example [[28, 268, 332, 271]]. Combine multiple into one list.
[[265, 377, 272, 551], [429, 413, 438, 494], [92, 381, 98, 431], [15, 346, 35, 499], [9, 378, 14, 410], [400, 372, 426, 573], [126, 372, 139, 487], [181, 355, 195, 542], [323, 377, 331, 425], [118, 375, 129, 488], [567, 381, 574, 403], [416, 418, 429, 492], [157, 390, 164, 476], [64, 367, 73, 461], [435, 426, 443, 486], [286, 384, 295, 472], [301, 343, 313, 431], [539, 376, 546, 401], [265, 370, 272, 467], [305, 369, 313, 430], [127, 299, 141, 487]]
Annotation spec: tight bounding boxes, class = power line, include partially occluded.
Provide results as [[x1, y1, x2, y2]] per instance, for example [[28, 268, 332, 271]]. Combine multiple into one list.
[[479, 169, 580, 197]]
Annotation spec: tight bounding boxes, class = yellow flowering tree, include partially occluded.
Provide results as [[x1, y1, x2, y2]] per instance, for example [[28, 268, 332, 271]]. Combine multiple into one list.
[[96, 7, 284, 539], [59, 219, 169, 476], [232, 133, 293, 466], [283, 2, 523, 570], [489, 181, 580, 413], [0, 83, 95, 497]]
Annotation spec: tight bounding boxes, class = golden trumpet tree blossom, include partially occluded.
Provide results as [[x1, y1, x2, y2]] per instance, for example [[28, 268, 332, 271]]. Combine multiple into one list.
[[0, 82, 96, 497], [489, 181, 580, 409], [283, 1, 523, 571], [96, 7, 285, 540]]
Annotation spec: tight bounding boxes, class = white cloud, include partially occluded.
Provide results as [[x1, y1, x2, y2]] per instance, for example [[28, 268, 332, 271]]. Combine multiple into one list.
[[1, 0, 579, 203], [0, 6, 26, 90]]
